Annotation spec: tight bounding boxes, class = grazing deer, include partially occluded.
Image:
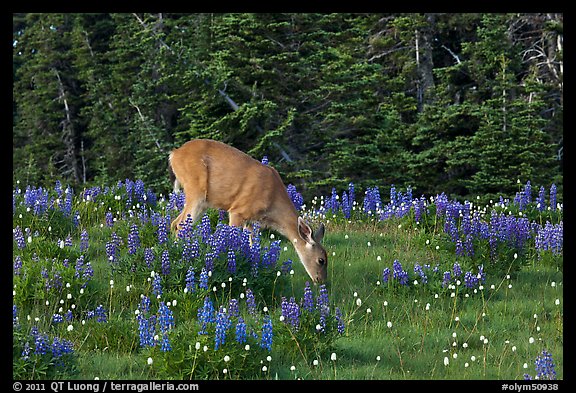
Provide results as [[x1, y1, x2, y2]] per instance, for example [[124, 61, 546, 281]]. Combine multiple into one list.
[[168, 139, 328, 283]]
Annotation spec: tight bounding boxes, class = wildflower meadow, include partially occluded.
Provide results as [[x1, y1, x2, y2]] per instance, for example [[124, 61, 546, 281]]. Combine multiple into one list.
[[12, 177, 562, 380]]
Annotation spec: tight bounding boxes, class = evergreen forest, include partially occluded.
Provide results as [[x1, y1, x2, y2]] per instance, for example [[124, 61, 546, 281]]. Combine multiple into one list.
[[12, 13, 563, 201]]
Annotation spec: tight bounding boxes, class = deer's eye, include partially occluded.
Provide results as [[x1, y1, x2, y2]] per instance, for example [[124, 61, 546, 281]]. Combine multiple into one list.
[[319, 258, 325, 266]]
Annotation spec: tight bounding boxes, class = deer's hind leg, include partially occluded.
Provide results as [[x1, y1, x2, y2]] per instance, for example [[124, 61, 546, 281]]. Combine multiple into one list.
[[171, 193, 209, 233], [170, 159, 209, 233]]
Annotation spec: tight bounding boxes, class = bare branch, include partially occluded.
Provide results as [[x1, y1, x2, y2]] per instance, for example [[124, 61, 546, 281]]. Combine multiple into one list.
[[441, 44, 461, 65]]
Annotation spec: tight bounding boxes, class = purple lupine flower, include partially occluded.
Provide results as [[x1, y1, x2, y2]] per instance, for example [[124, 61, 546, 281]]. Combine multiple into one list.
[[13, 226, 26, 249], [13, 305, 19, 327], [281, 297, 300, 331], [261, 240, 280, 269], [14, 256, 22, 275], [302, 281, 315, 312], [72, 211, 81, 227], [228, 298, 239, 317], [261, 155, 269, 165], [62, 186, 74, 217], [464, 271, 478, 288], [464, 233, 474, 257], [158, 302, 174, 331], [435, 192, 449, 217], [316, 285, 330, 315], [382, 267, 391, 284], [414, 263, 428, 284], [200, 214, 212, 243], [444, 207, 459, 243], [190, 238, 200, 260], [414, 195, 426, 223], [198, 297, 216, 335], [181, 236, 192, 263], [48, 270, 63, 292], [214, 306, 231, 350], [316, 284, 330, 332], [50, 336, 74, 364], [80, 229, 89, 252], [227, 250, 237, 274], [392, 260, 409, 286], [281, 259, 293, 275], [389, 184, 398, 206], [477, 265, 486, 283], [124, 179, 134, 206], [157, 215, 169, 245], [95, 305, 107, 323], [535, 350, 557, 380], [235, 317, 247, 344], [205, 251, 215, 273], [239, 229, 252, 260], [442, 271, 451, 287], [34, 333, 49, 355], [452, 262, 462, 277], [161, 249, 170, 275], [139, 295, 151, 314], [134, 179, 145, 203], [535, 221, 563, 255], [550, 184, 557, 211], [524, 181, 532, 203], [249, 222, 262, 274], [178, 214, 195, 240], [106, 232, 121, 264], [144, 248, 155, 269], [152, 274, 163, 297], [185, 267, 196, 293], [137, 306, 155, 348], [455, 239, 464, 257], [537, 186, 546, 211], [525, 350, 557, 380], [245, 288, 257, 315], [30, 187, 49, 216], [127, 224, 140, 255], [105, 239, 118, 264], [260, 315, 273, 351], [137, 315, 155, 348], [105, 212, 114, 227], [287, 184, 304, 211], [64, 235, 73, 247], [341, 190, 351, 219], [21, 341, 31, 360], [326, 187, 339, 213], [82, 262, 94, 287], [74, 255, 85, 279], [54, 180, 63, 198], [167, 190, 185, 212], [363, 186, 381, 215], [199, 268, 209, 290]]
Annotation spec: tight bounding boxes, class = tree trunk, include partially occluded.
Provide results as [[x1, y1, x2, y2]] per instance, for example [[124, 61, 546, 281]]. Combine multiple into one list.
[[415, 14, 436, 112], [53, 68, 81, 184]]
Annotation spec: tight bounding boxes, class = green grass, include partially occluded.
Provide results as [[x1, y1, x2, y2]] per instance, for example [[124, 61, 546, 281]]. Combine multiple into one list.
[[41, 226, 561, 380], [12, 184, 563, 380], [276, 226, 563, 380]]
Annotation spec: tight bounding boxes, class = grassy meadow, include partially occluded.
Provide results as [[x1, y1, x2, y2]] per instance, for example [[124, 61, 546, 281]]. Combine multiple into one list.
[[12, 180, 562, 380]]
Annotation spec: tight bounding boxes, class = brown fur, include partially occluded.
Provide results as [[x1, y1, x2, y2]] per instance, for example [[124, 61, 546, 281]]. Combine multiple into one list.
[[168, 139, 329, 282]]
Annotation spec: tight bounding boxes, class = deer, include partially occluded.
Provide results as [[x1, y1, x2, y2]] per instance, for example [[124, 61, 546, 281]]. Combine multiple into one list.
[[168, 139, 328, 283]]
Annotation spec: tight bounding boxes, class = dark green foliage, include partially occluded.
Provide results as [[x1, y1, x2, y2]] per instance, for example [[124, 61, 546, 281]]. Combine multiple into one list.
[[13, 13, 562, 201]]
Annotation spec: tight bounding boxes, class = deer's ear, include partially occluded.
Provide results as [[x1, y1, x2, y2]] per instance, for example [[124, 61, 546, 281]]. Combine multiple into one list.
[[298, 217, 314, 244], [314, 222, 325, 243]]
